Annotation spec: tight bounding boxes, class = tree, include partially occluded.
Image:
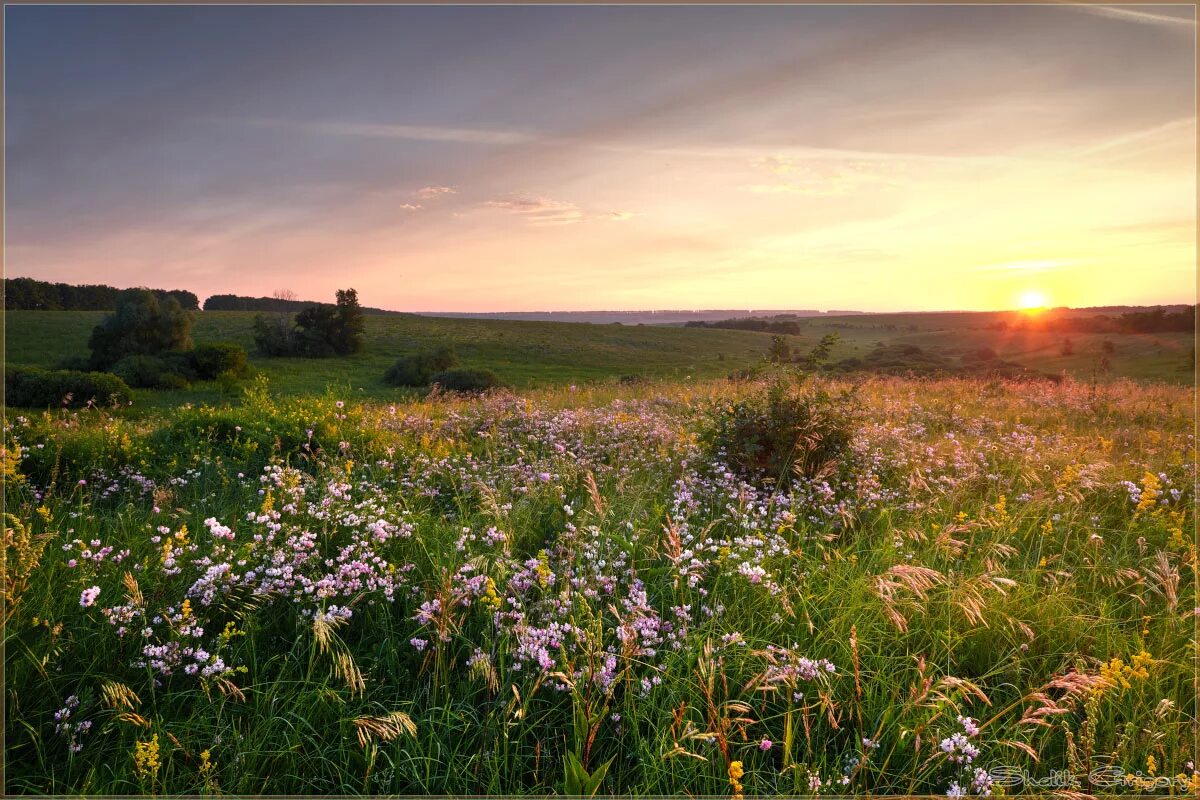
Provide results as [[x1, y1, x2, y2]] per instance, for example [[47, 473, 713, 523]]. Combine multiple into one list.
[[252, 288, 367, 358], [799, 333, 840, 369], [295, 304, 339, 357], [252, 289, 301, 356], [332, 288, 366, 355], [766, 335, 791, 363], [87, 289, 193, 369]]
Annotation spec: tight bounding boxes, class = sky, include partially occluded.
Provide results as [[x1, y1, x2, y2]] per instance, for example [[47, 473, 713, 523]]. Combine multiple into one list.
[[5, 4, 1196, 312]]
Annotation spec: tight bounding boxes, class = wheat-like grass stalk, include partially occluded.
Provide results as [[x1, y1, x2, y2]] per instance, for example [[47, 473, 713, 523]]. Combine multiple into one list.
[[352, 711, 417, 748]]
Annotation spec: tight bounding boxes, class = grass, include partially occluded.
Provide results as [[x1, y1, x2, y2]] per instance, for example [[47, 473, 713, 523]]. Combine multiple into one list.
[[3, 372, 1195, 795], [3, 309, 1192, 412], [3, 311, 782, 407]]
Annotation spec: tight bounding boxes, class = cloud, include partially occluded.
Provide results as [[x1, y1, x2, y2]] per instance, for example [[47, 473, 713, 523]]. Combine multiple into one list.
[[972, 259, 1076, 273], [398, 203, 421, 211], [747, 156, 903, 195], [484, 195, 585, 226], [1068, 4, 1196, 30], [415, 186, 456, 199], [251, 118, 535, 146], [483, 195, 634, 226]]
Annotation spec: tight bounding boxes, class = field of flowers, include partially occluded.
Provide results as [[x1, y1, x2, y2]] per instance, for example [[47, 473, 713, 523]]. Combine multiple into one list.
[[3, 374, 1196, 795]]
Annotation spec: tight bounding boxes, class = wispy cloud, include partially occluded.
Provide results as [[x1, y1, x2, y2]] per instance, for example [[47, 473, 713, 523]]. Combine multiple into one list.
[[415, 186, 456, 199], [747, 155, 903, 195], [1068, 4, 1195, 30], [252, 118, 534, 145], [484, 195, 585, 226], [483, 195, 634, 226], [972, 259, 1077, 273]]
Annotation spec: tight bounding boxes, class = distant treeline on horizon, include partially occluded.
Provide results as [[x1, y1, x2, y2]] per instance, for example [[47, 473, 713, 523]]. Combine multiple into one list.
[[202, 293, 402, 315], [2, 278, 401, 316], [691, 307, 1196, 336], [3, 277, 199, 311]]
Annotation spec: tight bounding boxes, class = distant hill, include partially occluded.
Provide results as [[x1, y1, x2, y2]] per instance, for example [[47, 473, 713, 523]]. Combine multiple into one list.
[[412, 309, 848, 325]]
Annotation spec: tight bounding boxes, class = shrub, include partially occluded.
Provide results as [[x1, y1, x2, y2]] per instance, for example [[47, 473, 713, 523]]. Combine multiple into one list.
[[111, 355, 171, 388], [55, 354, 94, 372], [703, 378, 858, 485], [5, 368, 132, 408], [216, 369, 242, 396], [160, 351, 199, 382], [383, 346, 457, 387], [431, 368, 503, 393], [190, 342, 250, 380], [253, 312, 299, 356], [87, 289, 193, 368]]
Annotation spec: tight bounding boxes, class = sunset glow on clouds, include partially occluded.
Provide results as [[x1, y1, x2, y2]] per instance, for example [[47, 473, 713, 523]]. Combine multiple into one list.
[[5, 5, 1195, 311]]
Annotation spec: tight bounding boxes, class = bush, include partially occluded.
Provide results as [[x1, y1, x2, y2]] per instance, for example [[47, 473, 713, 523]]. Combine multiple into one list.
[[384, 346, 457, 387], [190, 342, 250, 380], [431, 368, 503, 393], [252, 312, 298, 357], [160, 351, 199, 382], [703, 378, 858, 485], [111, 355, 172, 388], [87, 289, 193, 368], [5, 368, 132, 408], [55, 354, 94, 372]]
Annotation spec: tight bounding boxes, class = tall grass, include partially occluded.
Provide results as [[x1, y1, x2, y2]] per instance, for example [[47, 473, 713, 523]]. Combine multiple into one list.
[[3, 375, 1195, 795]]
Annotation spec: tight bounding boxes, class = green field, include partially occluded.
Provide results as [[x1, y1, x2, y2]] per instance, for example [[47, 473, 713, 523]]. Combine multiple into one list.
[[2, 309, 1192, 411], [784, 311, 1194, 384], [3, 310, 784, 407]]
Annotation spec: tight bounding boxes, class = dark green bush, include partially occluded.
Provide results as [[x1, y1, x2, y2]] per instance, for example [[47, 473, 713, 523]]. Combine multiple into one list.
[[160, 351, 199, 382], [190, 342, 250, 380], [384, 345, 458, 387], [111, 355, 172, 388], [87, 288, 193, 368], [703, 379, 858, 485], [431, 368, 503, 393], [55, 354, 94, 372], [5, 368, 132, 408]]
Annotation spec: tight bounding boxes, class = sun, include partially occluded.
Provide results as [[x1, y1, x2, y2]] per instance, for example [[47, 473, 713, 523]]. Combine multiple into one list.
[[1018, 290, 1049, 312]]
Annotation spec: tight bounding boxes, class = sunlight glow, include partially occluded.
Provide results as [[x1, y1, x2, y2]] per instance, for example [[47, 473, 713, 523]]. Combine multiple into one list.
[[1018, 290, 1049, 311]]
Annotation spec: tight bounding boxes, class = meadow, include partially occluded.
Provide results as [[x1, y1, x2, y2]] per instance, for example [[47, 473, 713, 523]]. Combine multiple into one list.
[[3, 309, 1192, 412], [3, 369, 1196, 795]]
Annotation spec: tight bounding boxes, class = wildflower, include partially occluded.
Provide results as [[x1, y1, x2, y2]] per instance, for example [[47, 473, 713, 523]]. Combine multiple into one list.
[[728, 760, 744, 796], [79, 586, 101, 608], [133, 733, 161, 782], [971, 767, 994, 796], [759, 738, 773, 751], [410, 638, 428, 652]]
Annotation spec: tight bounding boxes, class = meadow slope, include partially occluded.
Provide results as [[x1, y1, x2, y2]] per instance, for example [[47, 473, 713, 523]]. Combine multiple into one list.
[[3, 309, 1192, 412]]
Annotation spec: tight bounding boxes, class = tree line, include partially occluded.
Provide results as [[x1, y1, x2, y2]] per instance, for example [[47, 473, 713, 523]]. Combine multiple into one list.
[[991, 306, 1195, 334], [4, 277, 199, 311], [685, 316, 805, 335], [205, 293, 401, 315]]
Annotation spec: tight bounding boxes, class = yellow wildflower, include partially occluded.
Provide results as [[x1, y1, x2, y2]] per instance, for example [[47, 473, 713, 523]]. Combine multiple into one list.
[[1136, 472, 1161, 515], [133, 733, 161, 782], [728, 760, 744, 797]]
